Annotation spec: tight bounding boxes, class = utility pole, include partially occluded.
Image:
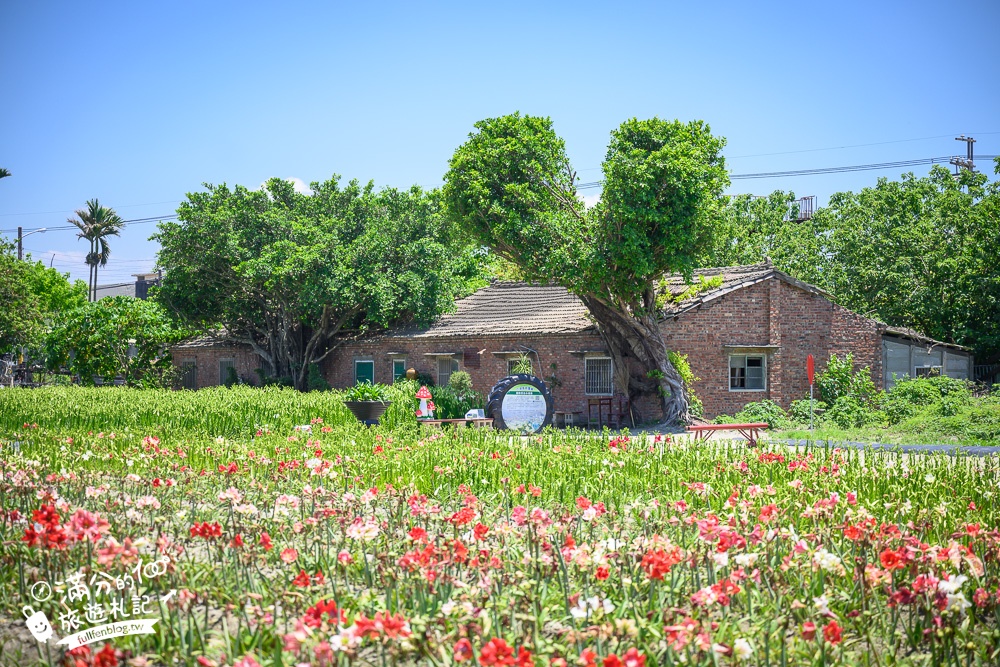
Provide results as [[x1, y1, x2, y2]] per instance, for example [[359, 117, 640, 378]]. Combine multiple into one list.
[[950, 135, 976, 175], [17, 226, 22, 261]]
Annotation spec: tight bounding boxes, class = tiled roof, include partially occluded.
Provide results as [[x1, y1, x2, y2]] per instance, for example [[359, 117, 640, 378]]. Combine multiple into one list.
[[389, 282, 594, 338], [174, 330, 239, 349], [94, 282, 136, 299], [661, 263, 828, 317], [883, 326, 969, 351]]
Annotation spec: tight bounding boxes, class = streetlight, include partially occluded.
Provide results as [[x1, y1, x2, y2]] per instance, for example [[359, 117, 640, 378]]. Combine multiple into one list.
[[16, 226, 46, 261]]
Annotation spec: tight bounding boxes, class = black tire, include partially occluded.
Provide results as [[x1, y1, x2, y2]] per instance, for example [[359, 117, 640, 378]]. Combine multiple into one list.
[[486, 374, 554, 434]]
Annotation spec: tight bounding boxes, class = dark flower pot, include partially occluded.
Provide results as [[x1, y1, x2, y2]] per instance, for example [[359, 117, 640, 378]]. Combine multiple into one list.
[[343, 401, 391, 425]]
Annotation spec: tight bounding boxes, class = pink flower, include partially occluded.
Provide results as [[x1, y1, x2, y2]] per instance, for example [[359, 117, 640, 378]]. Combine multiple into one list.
[[280, 548, 298, 564]]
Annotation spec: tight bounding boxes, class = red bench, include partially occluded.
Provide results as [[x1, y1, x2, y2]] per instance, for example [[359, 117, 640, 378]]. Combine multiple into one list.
[[687, 422, 769, 447]]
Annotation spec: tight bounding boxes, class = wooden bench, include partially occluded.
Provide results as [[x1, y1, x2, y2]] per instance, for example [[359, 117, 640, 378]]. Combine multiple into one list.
[[687, 422, 769, 447], [420, 418, 494, 429]]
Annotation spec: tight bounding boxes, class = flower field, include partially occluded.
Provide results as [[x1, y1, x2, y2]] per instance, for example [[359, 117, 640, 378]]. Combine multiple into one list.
[[1, 387, 999, 667]]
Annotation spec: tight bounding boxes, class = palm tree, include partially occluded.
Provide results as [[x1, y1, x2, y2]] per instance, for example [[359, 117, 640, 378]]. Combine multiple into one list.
[[67, 199, 124, 301], [0, 168, 10, 179]]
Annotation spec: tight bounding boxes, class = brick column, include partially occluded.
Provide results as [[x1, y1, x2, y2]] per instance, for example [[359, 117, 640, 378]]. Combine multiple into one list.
[[767, 279, 783, 406]]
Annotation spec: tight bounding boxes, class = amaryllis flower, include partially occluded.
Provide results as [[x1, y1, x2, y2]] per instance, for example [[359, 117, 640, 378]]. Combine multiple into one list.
[[280, 548, 299, 564], [822, 620, 842, 645], [453, 638, 474, 662], [478, 637, 515, 666], [641, 547, 682, 580]]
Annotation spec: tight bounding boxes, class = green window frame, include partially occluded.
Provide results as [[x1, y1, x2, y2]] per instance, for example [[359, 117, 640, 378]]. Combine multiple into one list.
[[354, 360, 375, 385], [392, 359, 406, 382]]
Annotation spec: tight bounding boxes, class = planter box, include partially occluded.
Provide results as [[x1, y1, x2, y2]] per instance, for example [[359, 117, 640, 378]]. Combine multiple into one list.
[[343, 401, 391, 424]]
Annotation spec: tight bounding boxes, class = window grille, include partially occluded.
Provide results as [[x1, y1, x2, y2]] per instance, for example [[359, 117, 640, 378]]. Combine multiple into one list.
[[585, 357, 613, 395]]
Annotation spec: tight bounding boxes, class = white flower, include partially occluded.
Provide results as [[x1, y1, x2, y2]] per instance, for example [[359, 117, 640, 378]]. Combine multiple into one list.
[[346, 517, 380, 541], [733, 638, 754, 661], [946, 593, 971, 614], [734, 553, 759, 568], [713, 551, 729, 568], [441, 601, 455, 616], [813, 595, 831, 616], [581, 507, 598, 522], [925, 473, 935, 483], [938, 575, 967, 594]]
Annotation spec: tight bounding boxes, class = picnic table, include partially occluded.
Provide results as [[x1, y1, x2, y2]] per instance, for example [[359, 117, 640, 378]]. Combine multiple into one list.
[[420, 418, 494, 429], [687, 422, 769, 447]]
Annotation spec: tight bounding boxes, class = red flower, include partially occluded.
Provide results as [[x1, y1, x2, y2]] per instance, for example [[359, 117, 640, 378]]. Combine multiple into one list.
[[303, 600, 345, 627], [878, 547, 906, 571], [94, 643, 119, 667], [621, 648, 646, 667], [641, 547, 682, 580], [595, 566, 610, 581], [515, 647, 534, 667], [474, 523, 489, 541], [259, 532, 273, 551], [580, 650, 598, 667], [801, 621, 816, 640], [229, 533, 245, 548], [602, 655, 623, 667], [449, 507, 477, 526], [823, 620, 842, 645], [454, 638, 474, 662], [292, 570, 311, 587], [479, 637, 516, 666]]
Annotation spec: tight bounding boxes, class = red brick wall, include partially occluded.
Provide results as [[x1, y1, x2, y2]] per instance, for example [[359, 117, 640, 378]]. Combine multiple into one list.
[[323, 333, 608, 416], [171, 347, 262, 389], [660, 278, 884, 418]]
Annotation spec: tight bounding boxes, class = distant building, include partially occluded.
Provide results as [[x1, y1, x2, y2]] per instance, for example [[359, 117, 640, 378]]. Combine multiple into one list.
[[95, 272, 161, 300]]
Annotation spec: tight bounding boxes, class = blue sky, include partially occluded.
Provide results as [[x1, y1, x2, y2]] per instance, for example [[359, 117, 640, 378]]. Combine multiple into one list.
[[1, 1, 998, 285]]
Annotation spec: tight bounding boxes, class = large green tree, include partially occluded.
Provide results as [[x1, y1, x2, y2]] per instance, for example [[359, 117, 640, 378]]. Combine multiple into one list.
[[23, 260, 88, 317], [67, 199, 125, 302], [154, 176, 479, 391], [445, 114, 728, 423], [46, 296, 186, 386]]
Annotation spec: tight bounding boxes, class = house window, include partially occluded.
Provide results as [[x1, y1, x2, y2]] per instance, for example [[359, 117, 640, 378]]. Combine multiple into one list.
[[585, 357, 613, 395], [438, 357, 459, 387], [730, 355, 765, 391], [354, 360, 375, 385], [219, 358, 236, 385], [181, 359, 197, 390], [914, 365, 942, 378], [392, 359, 407, 383], [507, 359, 519, 376]]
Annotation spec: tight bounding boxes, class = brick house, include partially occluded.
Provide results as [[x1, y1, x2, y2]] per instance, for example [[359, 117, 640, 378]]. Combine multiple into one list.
[[170, 263, 973, 419]]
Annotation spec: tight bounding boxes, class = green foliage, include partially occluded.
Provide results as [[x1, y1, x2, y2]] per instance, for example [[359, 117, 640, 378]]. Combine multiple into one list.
[[21, 259, 88, 320], [444, 113, 729, 421], [343, 382, 390, 402], [429, 384, 484, 419], [306, 363, 331, 392], [154, 177, 483, 391], [223, 366, 240, 388], [825, 396, 883, 429], [733, 399, 790, 429], [815, 353, 878, 405], [414, 371, 436, 387], [667, 351, 702, 418], [447, 370, 473, 394], [704, 162, 1000, 361], [656, 274, 723, 309], [45, 296, 189, 387], [789, 398, 827, 425], [511, 354, 534, 375], [0, 242, 43, 353]]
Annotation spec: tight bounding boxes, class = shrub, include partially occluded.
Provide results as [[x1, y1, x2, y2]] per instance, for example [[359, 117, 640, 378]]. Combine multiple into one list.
[[343, 383, 390, 402], [825, 396, 884, 429], [306, 363, 331, 392], [429, 385, 484, 419], [511, 354, 534, 375], [448, 371, 474, 394], [733, 400, 790, 429], [789, 398, 827, 426], [816, 353, 878, 405]]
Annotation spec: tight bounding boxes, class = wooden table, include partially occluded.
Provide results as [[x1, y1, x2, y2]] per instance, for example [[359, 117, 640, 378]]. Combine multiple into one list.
[[687, 422, 769, 447], [420, 418, 494, 429]]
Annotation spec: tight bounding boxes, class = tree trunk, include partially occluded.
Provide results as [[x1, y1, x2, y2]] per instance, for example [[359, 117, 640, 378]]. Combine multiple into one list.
[[579, 293, 689, 425]]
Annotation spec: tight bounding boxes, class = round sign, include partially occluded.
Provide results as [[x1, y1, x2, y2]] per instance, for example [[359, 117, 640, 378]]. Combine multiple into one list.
[[486, 374, 554, 434]]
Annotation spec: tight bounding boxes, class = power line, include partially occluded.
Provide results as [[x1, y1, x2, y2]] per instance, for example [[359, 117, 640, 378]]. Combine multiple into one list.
[[726, 131, 1000, 159], [575, 154, 999, 189], [0, 200, 182, 218], [0, 213, 177, 234]]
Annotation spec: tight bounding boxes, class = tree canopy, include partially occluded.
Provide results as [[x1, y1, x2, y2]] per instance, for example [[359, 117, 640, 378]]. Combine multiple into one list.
[[0, 242, 43, 354], [67, 199, 125, 302], [702, 162, 1000, 362], [153, 176, 481, 390], [46, 296, 186, 387], [445, 113, 728, 422]]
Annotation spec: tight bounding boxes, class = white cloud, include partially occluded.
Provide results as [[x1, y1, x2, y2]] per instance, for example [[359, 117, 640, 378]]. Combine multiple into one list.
[[259, 177, 313, 195], [286, 177, 312, 194], [580, 193, 601, 209]]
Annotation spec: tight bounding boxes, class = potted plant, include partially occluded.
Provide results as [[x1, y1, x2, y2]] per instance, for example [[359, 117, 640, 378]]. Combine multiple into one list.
[[343, 383, 392, 424]]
